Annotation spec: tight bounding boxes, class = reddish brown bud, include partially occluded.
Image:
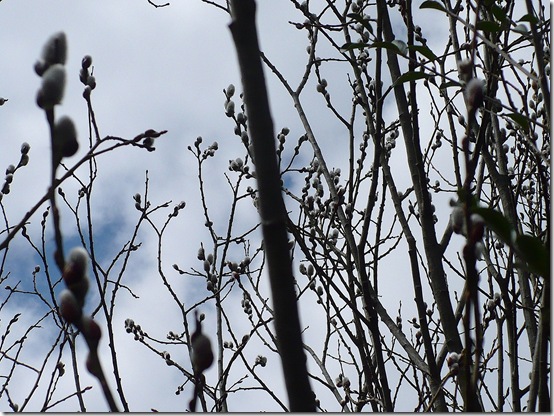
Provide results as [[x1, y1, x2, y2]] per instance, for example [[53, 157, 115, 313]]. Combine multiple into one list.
[[59, 289, 82, 324], [81, 316, 102, 350], [63, 247, 89, 306], [86, 352, 101, 377]]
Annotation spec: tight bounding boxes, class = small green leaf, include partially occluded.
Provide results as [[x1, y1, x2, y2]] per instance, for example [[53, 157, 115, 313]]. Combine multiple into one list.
[[420, 1, 447, 13], [515, 235, 550, 279], [513, 23, 529, 34], [439, 80, 462, 90], [490, 5, 507, 24], [393, 71, 429, 87], [476, 20, 502, 32], [408, 45, 438, 62], [392, 40, 408, 55], [519, 13, 539, 25], [369, 41, 401, 54], [371, 41, 396, 50], [506, 113, 530, 131], [340, 42, 367, 52]]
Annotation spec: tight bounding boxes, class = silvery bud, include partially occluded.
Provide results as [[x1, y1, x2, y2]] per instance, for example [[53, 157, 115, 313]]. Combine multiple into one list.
[[81, 55, 93, 69], [342, 376, 351, 389], [41, 32, 67, 66], [63, 247, 89, 306], [450, 206, 465, 235], [226, 84, 235, 98], [37, 64, 66, 109], [225, 100, 235, 117], [20, 142, 31, 154], [79, 67, 89, 85], [64, 247, 89, 281], [197, 246, 205, 261], [56, 361, 65, 376], [82, 85, 92, 100], [457, 59, 473, 83], [449, 362, 459, 375], [59, 289, 82, 324], [34, 60, 47, 76], [465, 78, 485, 110], [86, 75, 96, 90], [19, 154, 29, 167], [54, 116, 79, 159], [447, 352, 460, 367], [255, 355, 267, 367]]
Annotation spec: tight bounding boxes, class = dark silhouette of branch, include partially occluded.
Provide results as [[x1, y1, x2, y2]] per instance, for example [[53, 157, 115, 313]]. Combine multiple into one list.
[[147, 0, 170, 8], [228, 0, 315, 411]]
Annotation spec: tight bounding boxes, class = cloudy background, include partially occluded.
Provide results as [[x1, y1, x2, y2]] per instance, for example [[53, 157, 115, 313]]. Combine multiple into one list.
[[0, 2, 343, 411], [0, 0, 537, 412]]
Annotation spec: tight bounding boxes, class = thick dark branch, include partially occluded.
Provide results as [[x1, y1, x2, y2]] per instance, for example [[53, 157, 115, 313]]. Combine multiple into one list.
[[228, 0, 315, 411]]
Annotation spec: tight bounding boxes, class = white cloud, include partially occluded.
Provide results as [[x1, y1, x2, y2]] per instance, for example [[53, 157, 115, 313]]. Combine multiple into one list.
[[0, 0, 542, 412]]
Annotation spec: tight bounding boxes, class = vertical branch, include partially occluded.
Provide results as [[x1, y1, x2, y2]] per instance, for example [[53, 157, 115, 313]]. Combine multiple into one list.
[[228, 0, 315, 411], [46, 107, 65, 272], [496, 316, 504, 411], [376, 0, 462, 356], [376, 1, 480, 408]]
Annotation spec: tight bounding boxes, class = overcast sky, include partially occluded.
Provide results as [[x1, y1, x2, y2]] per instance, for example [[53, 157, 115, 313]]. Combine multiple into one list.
[[0, 0, 536, 412], [0, 2, 355, 411]]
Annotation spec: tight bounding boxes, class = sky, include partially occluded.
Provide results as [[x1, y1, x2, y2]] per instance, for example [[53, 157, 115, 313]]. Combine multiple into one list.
[[0, 2, 343, 411], [0, 0, 541, 412]]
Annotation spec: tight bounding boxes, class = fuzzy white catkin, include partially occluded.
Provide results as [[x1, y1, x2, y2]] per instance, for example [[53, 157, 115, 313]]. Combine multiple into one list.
[[59, 288, 82, 324], [54, 116, 79, 157], [226, 84, 235, 98], [41, 32, 67, 66], [65, 247, 90, 306], [465, 78, 485, 110], [39, 64, 66, 108], [67, 247, 89, 275], [450, 207, 465, 235]]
